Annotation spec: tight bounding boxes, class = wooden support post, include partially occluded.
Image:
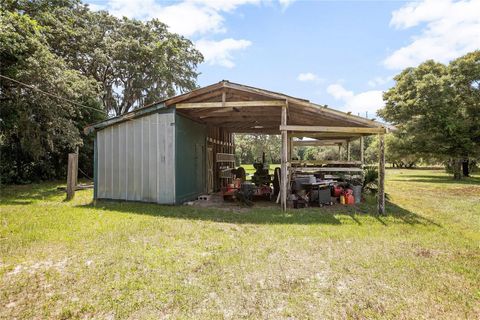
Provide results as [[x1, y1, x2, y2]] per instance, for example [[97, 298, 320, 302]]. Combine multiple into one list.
[[378, 134, 385, 215], [281, 102, 288, 211], [346, 140, 351, 161], [338, 144, 342, 160], [288, 136, 293, 161], [232, 133, 235, 159], [66, 153, 78, 200], [360, 136, 364, 167]]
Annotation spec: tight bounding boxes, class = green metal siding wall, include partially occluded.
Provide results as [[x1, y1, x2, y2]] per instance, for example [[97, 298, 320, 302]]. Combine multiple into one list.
[[175, 113, 207, 204], [96, 107, 176, 204]]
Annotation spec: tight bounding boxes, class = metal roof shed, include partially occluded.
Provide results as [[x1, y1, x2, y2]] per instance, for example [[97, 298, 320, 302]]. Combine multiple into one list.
[[85, 80, 391, 213]]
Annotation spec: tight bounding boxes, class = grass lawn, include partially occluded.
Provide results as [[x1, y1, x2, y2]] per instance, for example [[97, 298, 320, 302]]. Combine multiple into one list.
[[1, 169, 479, 319]]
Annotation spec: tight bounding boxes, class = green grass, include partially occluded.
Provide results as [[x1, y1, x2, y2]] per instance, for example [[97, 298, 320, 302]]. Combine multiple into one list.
[[1, 169, 479, 319]]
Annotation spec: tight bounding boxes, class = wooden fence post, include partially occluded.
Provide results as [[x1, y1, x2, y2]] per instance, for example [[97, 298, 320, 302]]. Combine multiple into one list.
[[66, 153, 78, 200]]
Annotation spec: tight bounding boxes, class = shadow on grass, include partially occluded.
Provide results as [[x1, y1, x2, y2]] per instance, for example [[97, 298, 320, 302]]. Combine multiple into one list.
[[2, 181, 442, 227], [385, 201, 441, 227], [76, 197, 441, 227], [0, 181, 65, 205], [391, 174, 480, 185]]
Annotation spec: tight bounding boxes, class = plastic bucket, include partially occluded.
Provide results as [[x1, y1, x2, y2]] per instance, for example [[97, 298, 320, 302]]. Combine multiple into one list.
[[352, 185, 362, 204]]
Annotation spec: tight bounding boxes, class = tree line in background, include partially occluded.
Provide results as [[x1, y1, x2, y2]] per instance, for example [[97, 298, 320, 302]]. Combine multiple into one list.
[[235, 134, 282, 164], [237, 120, 477, 178], [1, 0, 203, 183], [235, 134, 372, 165]]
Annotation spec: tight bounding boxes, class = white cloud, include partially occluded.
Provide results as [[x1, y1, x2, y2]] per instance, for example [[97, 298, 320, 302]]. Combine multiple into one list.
[[326, 84, 354, 101], [327, 84, 384, 117], [94, 0, 289, 37], [195, 38, 252, 68], [103, 0, 227, 37], [385, 0, 480, 69], [345, 91, 384, 117], [279, 0, 297, 10], [297, 73, 326, 85], [367, 76, 392, 88], [297, 72, 320, 82], [389, 0, 452, 29], [155, 2, 226, 37], [87, 0, 293, 68], [192, 0, 261, 12], [86, 3, 106, 11]]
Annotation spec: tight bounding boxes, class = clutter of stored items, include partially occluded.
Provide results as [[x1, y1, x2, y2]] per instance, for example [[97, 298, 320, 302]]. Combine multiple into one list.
[[218, 152, 364, 208]]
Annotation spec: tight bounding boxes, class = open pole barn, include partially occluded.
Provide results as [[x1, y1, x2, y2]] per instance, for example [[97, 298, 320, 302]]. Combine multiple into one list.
[[84, 81, 390, 214]]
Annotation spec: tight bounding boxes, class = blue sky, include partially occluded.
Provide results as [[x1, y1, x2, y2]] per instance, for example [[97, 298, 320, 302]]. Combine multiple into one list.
[[85, 0, 480, 117]]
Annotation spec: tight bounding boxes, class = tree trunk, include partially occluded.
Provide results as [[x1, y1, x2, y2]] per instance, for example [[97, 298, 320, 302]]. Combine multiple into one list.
[[452, 158, 463, 180], [15, 137, 22, 183], [462, 159, 469, 177]]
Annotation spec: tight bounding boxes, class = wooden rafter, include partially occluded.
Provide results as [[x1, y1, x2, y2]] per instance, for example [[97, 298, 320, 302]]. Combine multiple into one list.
[[205, 122, 280, 129], [292, 139, 347, 146], [199, 112, 281, 119], [176, 100, 285, 109], [280, 125, 387, 134], [223, 81, 387, 128], [225, 128, 279, 134], [195, 107, 281, 117], [186, 90, 224, 103], [164, 82, 224, 106], [290, 132, 364, 138]]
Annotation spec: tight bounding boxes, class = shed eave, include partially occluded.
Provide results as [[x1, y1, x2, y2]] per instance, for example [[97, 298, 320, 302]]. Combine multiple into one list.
[[83, 102, 167, 134]]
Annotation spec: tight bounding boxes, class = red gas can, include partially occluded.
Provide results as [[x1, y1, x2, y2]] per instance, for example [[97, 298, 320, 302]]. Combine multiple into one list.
[[345, 193, 355, 205], [332, 185, 343, 197]]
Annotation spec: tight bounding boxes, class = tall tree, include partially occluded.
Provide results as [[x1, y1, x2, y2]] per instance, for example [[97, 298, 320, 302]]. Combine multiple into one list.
[[378, 52, 480, 179], [448, 51, 480, 176], [0, 10, 103, 183], [6, 0, 203, 116], [1, 0, 204, 183]]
